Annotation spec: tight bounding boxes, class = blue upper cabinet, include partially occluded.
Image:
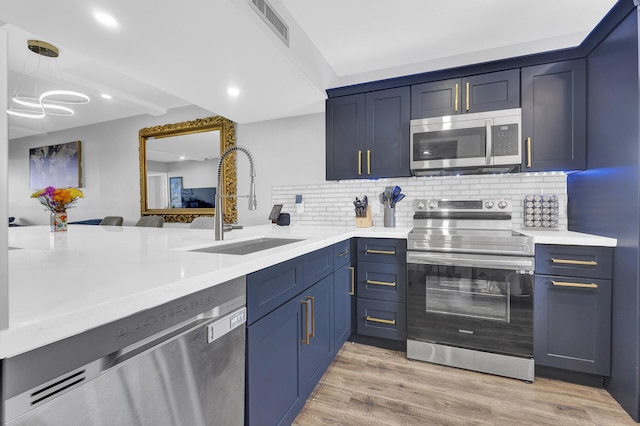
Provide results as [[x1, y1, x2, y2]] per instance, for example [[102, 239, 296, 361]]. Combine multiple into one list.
[[410, 69, 520, 119], [326, 86, 411, 180], [521, 59, 587, 172]]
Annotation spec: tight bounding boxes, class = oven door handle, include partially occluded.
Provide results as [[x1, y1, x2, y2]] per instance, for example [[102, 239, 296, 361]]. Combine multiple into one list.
[[407, 251, 534, 271]]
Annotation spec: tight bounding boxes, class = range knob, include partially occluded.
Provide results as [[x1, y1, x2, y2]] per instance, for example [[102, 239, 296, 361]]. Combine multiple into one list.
[[427, 201, 438, 209], [498, 200, 509, 209], [484, 201, 495, 209], [416, 201, 426, 210]]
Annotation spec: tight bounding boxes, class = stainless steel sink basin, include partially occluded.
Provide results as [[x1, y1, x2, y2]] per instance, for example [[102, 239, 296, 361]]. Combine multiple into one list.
[[190, 237, 304, 255]]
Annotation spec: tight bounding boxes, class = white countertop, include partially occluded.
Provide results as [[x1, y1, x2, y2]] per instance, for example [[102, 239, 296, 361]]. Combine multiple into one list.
[[3, 223, 613, 358], [517, 229, 617, 247]]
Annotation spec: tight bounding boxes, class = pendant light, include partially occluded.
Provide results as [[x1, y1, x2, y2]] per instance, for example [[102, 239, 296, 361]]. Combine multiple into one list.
[[6, 40, 90, 119]]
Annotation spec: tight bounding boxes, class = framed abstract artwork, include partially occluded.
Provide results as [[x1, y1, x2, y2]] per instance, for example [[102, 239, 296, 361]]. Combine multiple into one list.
[[29, 141, 82, 189]]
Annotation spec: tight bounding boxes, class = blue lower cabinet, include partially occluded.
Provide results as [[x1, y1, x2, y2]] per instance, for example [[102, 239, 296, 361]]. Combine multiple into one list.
[[246, 275, 335, 426], [246, 296, 301, 426], [357, 298, 407, 341], [333, 263, 354, 351], [299, 275, 334, 399]]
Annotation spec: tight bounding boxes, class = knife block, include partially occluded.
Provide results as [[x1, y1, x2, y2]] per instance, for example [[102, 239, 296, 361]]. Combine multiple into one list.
[[355, 206, 373, 228]]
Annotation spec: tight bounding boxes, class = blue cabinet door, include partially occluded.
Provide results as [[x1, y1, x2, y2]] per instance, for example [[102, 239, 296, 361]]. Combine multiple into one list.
[[522, 59, 586, 171], [326, 94, 366, 180], [534, 275, 611, 375], [298, 275, 334, 400], [365, 87, 411, 178], [246, 297, 301, 426], [334, 264, 354, 350]]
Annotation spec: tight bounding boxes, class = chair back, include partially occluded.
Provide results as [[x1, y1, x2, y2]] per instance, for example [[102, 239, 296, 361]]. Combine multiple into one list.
[[100, 216, 124, 226], [135, 216, 164, 227], [189, 217, 215, 229]]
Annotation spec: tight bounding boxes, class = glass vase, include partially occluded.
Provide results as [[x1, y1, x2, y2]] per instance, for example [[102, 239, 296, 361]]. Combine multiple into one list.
[[50, 211, 68, 232]]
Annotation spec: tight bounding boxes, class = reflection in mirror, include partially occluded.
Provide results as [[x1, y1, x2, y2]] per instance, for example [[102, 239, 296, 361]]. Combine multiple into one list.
[[145, 131, 219, 209], [139, 116, 237, 224]]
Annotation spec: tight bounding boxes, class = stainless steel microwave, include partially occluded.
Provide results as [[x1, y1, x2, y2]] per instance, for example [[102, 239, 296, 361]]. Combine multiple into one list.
[[410, 108, 522, 176]]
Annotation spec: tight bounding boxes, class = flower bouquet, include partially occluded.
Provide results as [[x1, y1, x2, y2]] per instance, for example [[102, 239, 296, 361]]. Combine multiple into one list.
[[31, 186, 84, 231]]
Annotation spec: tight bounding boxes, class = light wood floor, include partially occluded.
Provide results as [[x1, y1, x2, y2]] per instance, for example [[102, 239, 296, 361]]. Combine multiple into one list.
[[293, 342, 636, 426]]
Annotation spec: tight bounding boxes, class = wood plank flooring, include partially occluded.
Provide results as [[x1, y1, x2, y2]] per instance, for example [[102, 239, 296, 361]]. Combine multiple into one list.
[[293, 342, 635, 425]]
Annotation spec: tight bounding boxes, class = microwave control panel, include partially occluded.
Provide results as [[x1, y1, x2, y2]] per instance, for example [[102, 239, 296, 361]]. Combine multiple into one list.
[[492, 124, 519, 156]]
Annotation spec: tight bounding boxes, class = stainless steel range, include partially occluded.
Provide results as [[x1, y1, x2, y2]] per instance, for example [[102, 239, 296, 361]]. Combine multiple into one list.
[[406, 198, 535, 381]]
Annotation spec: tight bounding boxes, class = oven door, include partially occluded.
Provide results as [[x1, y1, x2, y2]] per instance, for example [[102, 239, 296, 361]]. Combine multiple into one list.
[[407, 251, 534, 358]]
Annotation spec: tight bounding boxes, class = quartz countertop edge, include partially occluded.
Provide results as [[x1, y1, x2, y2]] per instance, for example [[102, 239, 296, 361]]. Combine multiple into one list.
[[3, 224, 613, 358], [517, 229, 617, 247]]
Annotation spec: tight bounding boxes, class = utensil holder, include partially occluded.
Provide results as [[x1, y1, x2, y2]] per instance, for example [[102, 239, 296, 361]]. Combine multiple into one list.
[[383, 207, 396, 228], [355, 206, 373, 228]]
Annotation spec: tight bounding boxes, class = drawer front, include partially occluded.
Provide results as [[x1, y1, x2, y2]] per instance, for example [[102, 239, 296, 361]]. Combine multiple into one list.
[[247, 257, 303, 325], [535, 245, 613, 279], [357, 262, 407, 302], [357, 238, 406, 264], [333, 239, 352, 270], [356, 298, 406, 341], [303, 246, 334, 287]]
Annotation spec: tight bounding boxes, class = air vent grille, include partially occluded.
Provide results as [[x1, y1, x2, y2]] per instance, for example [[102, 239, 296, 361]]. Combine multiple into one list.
[[249, 0, 289, 46], [30, 369, 86, 406]]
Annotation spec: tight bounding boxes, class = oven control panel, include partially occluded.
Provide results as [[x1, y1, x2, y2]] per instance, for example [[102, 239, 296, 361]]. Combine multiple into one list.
[[414, 199, 511, 212]]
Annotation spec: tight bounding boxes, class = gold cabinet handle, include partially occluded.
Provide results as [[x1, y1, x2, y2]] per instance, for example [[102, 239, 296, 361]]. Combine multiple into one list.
[[552, 281, 598, 289], [454, 83, 459, 112], [551, 258, 598, 266], [309, 296, 315, 338], [349, 266, 355, 295], [367, 150, 371, 174], [366, 280, 396, 287], [366, 316, 396, 325], [526, 137, 532, 168], [358, 150, 362, 175], [337, 250, 350, 258], [300, 299, 310, 344], [465, 81, 470, 111], [365, 249, 396, 255]]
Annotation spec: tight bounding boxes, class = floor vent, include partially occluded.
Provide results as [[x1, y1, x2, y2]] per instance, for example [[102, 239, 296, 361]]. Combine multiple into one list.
[[248, 0, 289, 46]]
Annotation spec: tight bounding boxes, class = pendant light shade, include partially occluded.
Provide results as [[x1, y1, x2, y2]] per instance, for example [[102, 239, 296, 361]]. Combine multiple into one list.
[[6, 40, 90, 119]]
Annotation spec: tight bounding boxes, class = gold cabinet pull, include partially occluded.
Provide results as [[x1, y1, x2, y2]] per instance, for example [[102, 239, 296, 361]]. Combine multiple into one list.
[[526, 137, 532, 168], [300, 299, 310, 344], [358, 150, 362, 175], [367, 150, 371, 174], [309, 296, 315, 338], [454, 83, 459, 112], [551, 258, 598, 266], [337, 250, 350, 258], [366, 316, 396, 325], [552, 281, 598, 289], [366, 249, 396, 255], [366, 280, 396, 287], [349, 266, 355, 295], [465, 81, 470, 111]]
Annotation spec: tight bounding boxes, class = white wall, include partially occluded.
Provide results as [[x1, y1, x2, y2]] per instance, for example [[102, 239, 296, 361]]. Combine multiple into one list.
[[8, 105, 214, 226], [235, 112, 326, 225]]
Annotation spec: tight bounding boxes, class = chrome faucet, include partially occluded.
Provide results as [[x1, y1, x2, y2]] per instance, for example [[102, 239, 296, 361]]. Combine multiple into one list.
[[215, 145, 257, 240]]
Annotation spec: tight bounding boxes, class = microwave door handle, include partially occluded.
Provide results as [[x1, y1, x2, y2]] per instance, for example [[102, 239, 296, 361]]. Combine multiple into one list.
[[485, 120, 492, 165]]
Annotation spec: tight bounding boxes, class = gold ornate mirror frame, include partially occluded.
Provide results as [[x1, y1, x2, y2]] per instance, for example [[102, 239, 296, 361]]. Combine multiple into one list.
[[139, 116, 237, 223]]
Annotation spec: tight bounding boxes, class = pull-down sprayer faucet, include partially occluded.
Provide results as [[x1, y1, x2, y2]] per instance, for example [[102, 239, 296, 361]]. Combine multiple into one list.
[[214, 145, 257, 240]]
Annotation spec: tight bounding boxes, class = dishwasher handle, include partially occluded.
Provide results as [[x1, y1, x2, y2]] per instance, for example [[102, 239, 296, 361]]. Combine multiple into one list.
[[111, 306, 246, 368]]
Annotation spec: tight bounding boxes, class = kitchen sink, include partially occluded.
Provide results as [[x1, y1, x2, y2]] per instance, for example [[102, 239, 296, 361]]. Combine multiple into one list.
[[189, 237, 304, 255]]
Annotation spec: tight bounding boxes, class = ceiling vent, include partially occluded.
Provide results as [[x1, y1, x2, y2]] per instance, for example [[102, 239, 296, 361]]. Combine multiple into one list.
[[248, 0, 289, 46]]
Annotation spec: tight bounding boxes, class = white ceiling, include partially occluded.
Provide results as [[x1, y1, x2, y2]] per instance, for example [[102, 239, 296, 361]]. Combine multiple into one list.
[[1, 0, 618, 140]]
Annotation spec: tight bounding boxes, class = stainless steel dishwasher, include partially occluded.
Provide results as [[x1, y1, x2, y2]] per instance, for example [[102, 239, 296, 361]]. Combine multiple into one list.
[[2, 276, 246, 426]]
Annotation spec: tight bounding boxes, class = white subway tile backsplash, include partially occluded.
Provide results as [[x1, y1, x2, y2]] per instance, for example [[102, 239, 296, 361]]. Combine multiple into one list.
[[271, 172, 568, 231]]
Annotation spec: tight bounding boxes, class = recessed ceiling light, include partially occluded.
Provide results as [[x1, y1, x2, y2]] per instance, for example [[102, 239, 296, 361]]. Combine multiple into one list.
[[94, 12, 118, 27], [101, 93, 112, 99], [227, 87, 240, 97]]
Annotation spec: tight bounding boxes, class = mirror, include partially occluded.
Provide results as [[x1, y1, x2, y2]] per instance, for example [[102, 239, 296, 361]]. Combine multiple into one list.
[[139, 116, 237, 224]]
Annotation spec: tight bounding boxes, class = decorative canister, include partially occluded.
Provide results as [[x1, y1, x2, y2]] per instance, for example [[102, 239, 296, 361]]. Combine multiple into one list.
[[50, 211, 68, 232]]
